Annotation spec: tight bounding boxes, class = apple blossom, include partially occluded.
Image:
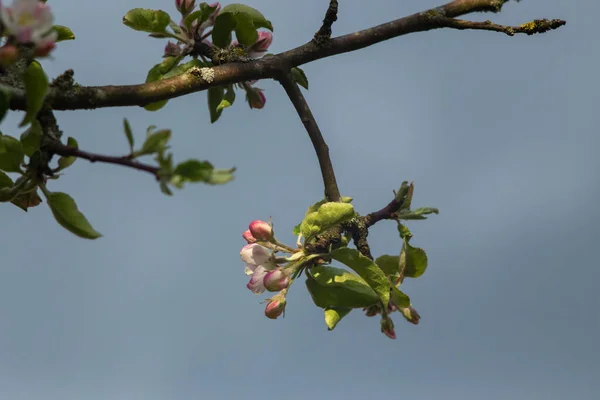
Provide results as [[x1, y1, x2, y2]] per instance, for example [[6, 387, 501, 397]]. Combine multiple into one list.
[[263, 268, 290, 292], [248, 219, 273, 241], [0, 0, 57, 56]]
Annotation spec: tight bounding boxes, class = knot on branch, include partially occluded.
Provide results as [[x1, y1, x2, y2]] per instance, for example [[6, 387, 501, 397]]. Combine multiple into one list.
[[313, 0, 339, 44]]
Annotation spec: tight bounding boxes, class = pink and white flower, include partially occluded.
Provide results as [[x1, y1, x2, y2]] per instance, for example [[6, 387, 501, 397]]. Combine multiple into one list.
[[1, 0, 57, 54], [241, 243, 277, 294]]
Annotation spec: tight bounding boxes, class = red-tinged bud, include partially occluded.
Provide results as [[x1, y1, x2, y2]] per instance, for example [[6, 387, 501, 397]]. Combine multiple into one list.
[[263, 268, 290, 292], [249, 220, 273, 241], [265, 293, 286, 319], [401, 305, 420, 325], [0, 45, 19, 65], [247, 88, 266, 109], [364, 304, 380, 317], [247, 31, 272, 58], [33, 40, 55, 58], [381, 317, 396, 339], [242, 229, 257, 244], [164, 41, 182, 57], [175, 0, 196, 15]]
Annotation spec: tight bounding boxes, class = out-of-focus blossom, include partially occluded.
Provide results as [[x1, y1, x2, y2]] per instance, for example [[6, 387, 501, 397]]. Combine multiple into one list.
[[246, 31, 272, 58], [1, 0, 57, 56], [175, 0, 195, 16], [242, 229, 257, 244], [0, 44, 19, 65]]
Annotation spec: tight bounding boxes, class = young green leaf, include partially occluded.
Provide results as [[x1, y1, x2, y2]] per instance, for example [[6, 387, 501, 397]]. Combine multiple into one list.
[[20, 61, 48, 127], [400, 240, 428, 278], [0, 134, 25, 172], [216, 84, 236, 111], [305, 278, 379, 309], [183, 2, 220, 31], [45, 191, 102, 239], [300, 202, 355, 239], [212, 4, 273, 47], [0, 170, 13, 188], [208, 86, 225, 123], [56, 137, 79, 171], [330, 247, 391, 305], [375, 254, 401, 277], [122, 8, 171, 33], [52, 25, 75, 41], [136, 129, 171, 157], [291, 67, 309, 90], [390, 287, 411, 309], [0, 89, 10, 124], [311, 265, 379, 300], [324, 307, 352, 331], [123, 118, 135, 153], [20, 120, 43, 156]]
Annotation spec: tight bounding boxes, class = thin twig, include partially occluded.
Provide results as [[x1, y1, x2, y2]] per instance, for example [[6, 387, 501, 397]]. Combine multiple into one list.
[[314, 0, 339, 42], [436, 17, 566, 36], [5, 0, 565, 111], [363, 197, 404, 228], [277, 71, 341, 202], [44, 141, 160, 179]]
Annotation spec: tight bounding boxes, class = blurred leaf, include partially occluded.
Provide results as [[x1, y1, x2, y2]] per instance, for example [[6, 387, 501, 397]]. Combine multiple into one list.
[[136, 129, 171, 157], [324, 307, 351, 331], [397, 207, 439, 220], [397, 223, 412, 241], [56, 137, 78, 171], [0, 170, 13, 188], [330, 247, 390, 305], [52, 25, 75, 41], [20, 120, 43, 157], [300, 202, 355, 239], [208, 86, 224, 123], [375, 254, 400, 277], [212, 4, 273, 47], [11, 188, 42, 211], [292, 223, 301, 236], [20, 61, 48, 127], [390, 286, 410, 309], [123, 118, 135, 153], [122, 8, 171, 33], [45, 191, 102, 239], [0, 134, 24, 172], [291, 67, 308, 90]]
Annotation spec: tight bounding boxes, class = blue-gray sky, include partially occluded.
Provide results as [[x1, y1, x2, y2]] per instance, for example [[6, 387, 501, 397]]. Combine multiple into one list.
[[1, 1, 598, 399]]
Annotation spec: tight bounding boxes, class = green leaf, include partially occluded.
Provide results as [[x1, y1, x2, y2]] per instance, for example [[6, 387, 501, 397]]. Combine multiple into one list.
[[291, 67, 309, 90], [204, 167, 236, 184], [208, 86, 224, 123], [123, 118, 134, 153], [311, 265, 379, 298], [0, 89, 10, 124], [330, 247, 391, 306], [56, 137, 78, 171], [123, 8, 171, 33], [20, 61, 48, 127], [292, 223, 301, 236], [0, 134, 24, 172], [397, 207, 439, 220], [162, 59, 209, 78], [375, 254, 400, 277], [305, 278, 379, 309], [212, 4, 273, 48], [173, 160, 213, 182], [183, 2, 220, 31], [52, 25, 75, 41], [19, 120, 43, 157], [398, 223, 413, 241], [0, 170, 13, 188], [390, 287, 410, 309], [142, 58, 182, 111], [324, 307, 351, 331], [216, 84, 236, 111], [400, 241, 428, 278], [136, 129, 171, 157], [45, 191, 102, 239], [11, 188, 42, 211], [300, 202, 355, 239]]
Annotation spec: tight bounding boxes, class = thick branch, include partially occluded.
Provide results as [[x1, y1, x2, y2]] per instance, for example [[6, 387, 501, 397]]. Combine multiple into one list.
[[44, 141, 160, 178], [6, 0, 565, 111], [277, 71, 341, 202]]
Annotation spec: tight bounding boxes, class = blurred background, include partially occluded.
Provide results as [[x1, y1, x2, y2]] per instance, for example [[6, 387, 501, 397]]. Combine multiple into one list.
[[1, 1, 598, 399]]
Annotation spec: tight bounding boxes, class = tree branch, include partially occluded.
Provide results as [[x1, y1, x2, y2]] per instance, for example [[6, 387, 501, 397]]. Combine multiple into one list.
[[277, 71, 341, 202], [314, 0, 339, 42], [43, 141, 160, 178], [5, 0, 565, 111]]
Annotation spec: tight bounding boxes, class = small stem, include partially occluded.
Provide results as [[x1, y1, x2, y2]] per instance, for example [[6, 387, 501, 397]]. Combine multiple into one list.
[[277, 71, 341, 202]]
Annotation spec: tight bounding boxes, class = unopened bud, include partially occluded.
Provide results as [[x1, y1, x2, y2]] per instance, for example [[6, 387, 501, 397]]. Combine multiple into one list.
[[175, 0, 196, 15], [263, 268, 290, 292], [364, 304, 380, 317], [249, 219, 273, 241], [265, 293, 286, 319], [242, 229, 257, 243], [401, 305, 420, 325], [380, 317, 396, 339]]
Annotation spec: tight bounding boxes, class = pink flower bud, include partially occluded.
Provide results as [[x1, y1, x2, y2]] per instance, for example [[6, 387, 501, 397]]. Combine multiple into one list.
[[175, 0, 196, 15], [263, 268, 290, 292], [242, 229, 257, 244], [0, 45, 19, 65], [265, 294, 286, 319], [164, 41, 182, 57], [247, 88, 266, 110], [401, 305, 420, 325], [247, 31, 272, 58], [380, 317, 396, 340], [248, 220, 273, 241]]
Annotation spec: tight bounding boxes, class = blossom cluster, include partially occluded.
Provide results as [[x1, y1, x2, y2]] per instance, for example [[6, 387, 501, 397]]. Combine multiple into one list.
[[0, 0, 57, 64], [169, 1, 272, 109]]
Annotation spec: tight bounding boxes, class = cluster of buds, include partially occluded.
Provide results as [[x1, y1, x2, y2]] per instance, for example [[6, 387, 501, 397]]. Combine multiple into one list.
[[167, 1, 272, 110], [240, 219, 300, 319], [0, 0, 58, 63]]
